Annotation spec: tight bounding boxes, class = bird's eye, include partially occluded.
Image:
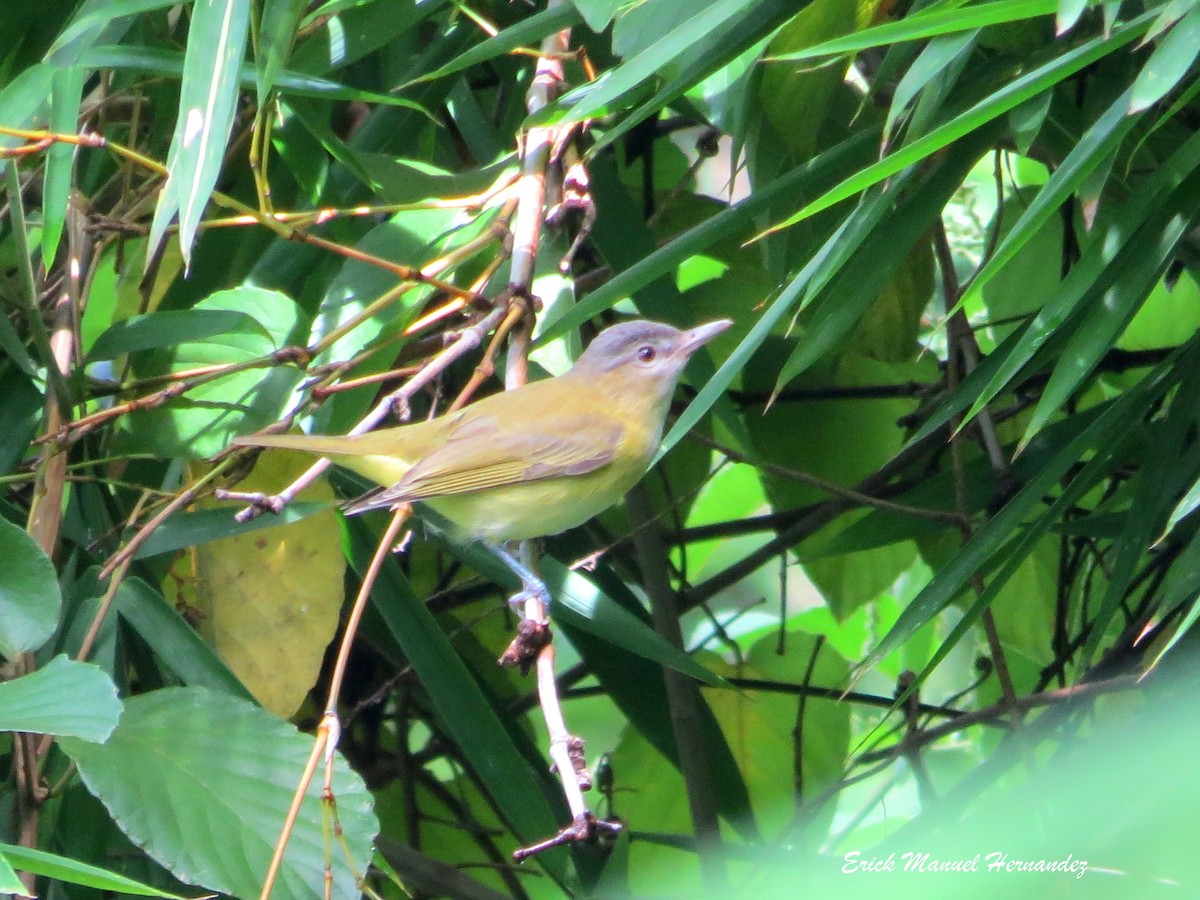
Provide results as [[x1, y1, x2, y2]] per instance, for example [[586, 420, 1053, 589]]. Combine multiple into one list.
[[637, 345, 656, 363]]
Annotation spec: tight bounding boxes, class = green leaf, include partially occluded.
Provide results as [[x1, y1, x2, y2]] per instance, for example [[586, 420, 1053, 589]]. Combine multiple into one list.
[[87, 308, 272, 361], [123, 286, 304, 459], [76, 44, 433, 111], [958, 107, 1200, 430], [60, 687, 379, 900], [256, 0, 306, 102], [1056, 0, 1090, 34], [769, 0, 1063, 61], [0, 655, 120, 742], [0, 853, 27, 897], [41, 66, 84, 269], [1130, 5, 1200, 114], [760, 10, 1154, 236], [145, 0, 253, 267], [0, 843, 187, 898], [1021, 170, 1200, 444], [0, 64, 54, 149], [406, 2, 582, 86], [346, 522, 564, 859], [865, 360, 1178, 669], [533, 0, 765, 126], [572, 0, 621, 32], [132, 501, 329, 559], [0, 517, 62, 659]]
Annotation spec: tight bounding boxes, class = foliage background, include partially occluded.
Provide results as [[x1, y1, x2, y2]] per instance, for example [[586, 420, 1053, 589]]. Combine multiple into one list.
[[3, 0, 1200, 897]]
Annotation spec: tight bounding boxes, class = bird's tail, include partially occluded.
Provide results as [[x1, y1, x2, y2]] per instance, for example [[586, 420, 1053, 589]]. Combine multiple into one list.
[[231, 432, 365, 458]]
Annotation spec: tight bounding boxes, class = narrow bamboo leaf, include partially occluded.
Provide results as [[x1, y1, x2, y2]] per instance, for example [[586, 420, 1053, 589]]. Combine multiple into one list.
[[48, 0, 186, 61], [41, 66, 84, 269], [0, 855, 26, 898], [961, 114, 1200, 427], [773, 132, 988, 390], [1022, 172, 1200, 443], [0, 656, 120, 742], [865, 361, 1176, 668], [77, 45, 433, 112], [768, 0, 1065, 62], [1130, 5, 1200, 113], [0, 312, 37, 377], [1163, 476, 1200, 537], [60, 688, 378, 900], [1057, 0, 1090, 33], [87, 308, 270, 360], [1082, 361, 1200, 663], [0, 64, 54, 149], [346, 522, 564, 856], [539, 131, 875, 342], [532, 0, 762, 126], [0, 518, 62, 659], [146, 0, 252, 268], [572, 0, 621, 32], [1142, 0, 1200, 45], [132, 501, 330, 559], [665, 172, 904, 454], [0, 844, 186, 898], [1146, 527, 1200, 668], [759, 11, 1153, 237], [883, 30, 976, 145], [406, 2, 581, 86], [256, 0, 306, 102], [587, 0, 795, 157]]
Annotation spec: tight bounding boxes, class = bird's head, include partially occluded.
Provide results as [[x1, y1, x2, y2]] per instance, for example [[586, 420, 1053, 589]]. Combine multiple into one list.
[[569, 318, 732, 412]]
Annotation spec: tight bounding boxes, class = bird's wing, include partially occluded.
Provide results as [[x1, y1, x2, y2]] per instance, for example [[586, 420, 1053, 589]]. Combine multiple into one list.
[[352, 410, 624, 509]]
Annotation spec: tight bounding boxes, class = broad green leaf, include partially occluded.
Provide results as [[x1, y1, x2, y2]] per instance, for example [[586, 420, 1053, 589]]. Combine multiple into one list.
[[774, 134, 985, 389], [1130, 5, 1200, 113], [1143, 0, 1200, 45], [256, 0, 306, 102], [123, 286, 304, 459], [0, 656, 120, 742], [0, 517, 62, 659], [0, 843, 186, 898], [145, 0, 252, 267], [87, 308, 271, 361], [41, 65, 84, 269], [60, 687, 379, 900], [884, 30, 976, 145]]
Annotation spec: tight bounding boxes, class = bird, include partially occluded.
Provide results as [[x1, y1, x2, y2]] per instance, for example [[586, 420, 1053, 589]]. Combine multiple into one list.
[[232, 318, 731, 606]]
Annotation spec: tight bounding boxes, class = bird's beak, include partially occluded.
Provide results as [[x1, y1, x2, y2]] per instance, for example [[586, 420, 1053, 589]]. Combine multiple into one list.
[[678, 319, 732, 356]]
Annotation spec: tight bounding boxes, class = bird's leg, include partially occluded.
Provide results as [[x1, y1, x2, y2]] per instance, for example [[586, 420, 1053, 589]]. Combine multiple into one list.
[[486, 541, 552, 615]]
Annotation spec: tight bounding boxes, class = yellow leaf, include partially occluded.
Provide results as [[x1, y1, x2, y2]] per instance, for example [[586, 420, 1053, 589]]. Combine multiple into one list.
[[167, 452, 345, 717]]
